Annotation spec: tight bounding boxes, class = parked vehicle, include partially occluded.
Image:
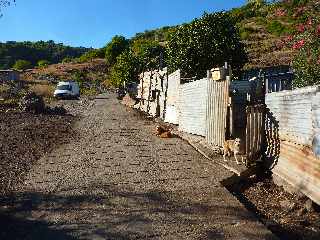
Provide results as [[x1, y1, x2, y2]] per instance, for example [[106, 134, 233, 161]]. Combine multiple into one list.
[[54, 81, 80, 99]]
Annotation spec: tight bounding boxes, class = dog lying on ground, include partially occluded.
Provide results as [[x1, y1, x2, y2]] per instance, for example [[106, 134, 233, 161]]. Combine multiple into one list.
[[155, 125, 173, 138], [223, 138, 245, 165]]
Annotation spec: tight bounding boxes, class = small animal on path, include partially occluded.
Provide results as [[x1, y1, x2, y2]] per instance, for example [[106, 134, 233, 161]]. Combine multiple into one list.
[[223, 138, 245, 165], [155, 125, 173, 138]]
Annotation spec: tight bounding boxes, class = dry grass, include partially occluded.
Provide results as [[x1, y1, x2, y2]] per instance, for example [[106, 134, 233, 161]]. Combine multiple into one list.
[[29, 84, 55, 98]]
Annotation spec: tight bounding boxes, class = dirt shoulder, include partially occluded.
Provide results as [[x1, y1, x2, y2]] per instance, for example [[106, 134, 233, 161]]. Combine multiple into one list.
[[0, 111, 76, 195]]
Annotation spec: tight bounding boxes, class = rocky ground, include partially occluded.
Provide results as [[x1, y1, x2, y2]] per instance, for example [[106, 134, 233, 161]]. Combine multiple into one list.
[[0, 92, 275, 240]]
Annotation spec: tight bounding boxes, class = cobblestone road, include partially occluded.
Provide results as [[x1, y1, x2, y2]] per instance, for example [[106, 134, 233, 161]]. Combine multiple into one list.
[[1, 93, 276, 240]]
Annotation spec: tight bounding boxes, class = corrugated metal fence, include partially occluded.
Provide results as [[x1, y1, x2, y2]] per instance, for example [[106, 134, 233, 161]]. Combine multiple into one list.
[[178, 78, 208, 136], [206, 78, 230, 147], [265, 86, 320, 204], [246, 105, 265, 165]]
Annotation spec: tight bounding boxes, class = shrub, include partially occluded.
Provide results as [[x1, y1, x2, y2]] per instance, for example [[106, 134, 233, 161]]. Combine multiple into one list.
[[131, 39, 165, 71], [13, 60, 32, 70], [166, 12, 247, 78], [110, 50, 140, 87], [62, 57, 73, 63], [78, 49, 105, 63], [292, 17, 320, 88], [266, 20, 293, 36], [37, 60, 50, 68], [29, 84, 54, 98], [105, 35, 130, 66]]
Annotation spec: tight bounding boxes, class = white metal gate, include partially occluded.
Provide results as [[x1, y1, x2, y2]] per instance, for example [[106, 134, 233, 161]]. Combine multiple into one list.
[[178, 78, 208, 136]]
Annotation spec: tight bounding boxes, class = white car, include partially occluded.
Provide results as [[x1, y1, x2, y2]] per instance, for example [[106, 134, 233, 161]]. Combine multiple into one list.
[[54, 81, 80, 99]]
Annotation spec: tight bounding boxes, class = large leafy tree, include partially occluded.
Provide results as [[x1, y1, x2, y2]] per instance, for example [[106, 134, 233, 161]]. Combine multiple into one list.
[[131, 39, 165, 71], [105, 35, 129, 66], [110, 50, 140, 87], [166, 12, 247, 78]]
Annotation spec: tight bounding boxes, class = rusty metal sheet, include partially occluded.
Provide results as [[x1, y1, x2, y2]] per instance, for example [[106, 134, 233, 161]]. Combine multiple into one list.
[[272, 140, 320, 204]]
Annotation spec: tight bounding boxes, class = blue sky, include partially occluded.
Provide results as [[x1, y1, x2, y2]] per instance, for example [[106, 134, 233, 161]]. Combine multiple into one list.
[[0, 0, 247, 48]]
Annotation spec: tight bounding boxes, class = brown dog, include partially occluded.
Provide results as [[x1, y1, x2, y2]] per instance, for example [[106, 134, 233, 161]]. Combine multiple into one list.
[[223, 138, 244, 165], [155, 125, 173, 138]]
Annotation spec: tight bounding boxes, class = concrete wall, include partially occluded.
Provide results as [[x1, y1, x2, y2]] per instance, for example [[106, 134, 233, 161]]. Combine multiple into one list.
[[265, 86, 320, 204]]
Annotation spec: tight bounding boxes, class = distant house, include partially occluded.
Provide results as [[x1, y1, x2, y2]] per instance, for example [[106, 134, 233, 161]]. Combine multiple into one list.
[[0, 70, 20, 83]]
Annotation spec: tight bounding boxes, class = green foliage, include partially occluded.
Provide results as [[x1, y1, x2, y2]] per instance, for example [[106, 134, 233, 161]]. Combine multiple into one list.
[[105, 35, 129, 66], [266, 20, 293, 36], [292, 17, 320, 88], [72, 70, 87, 89], [131, 39, 165, 70], [78, 48, 105, 63], [0, 0, 15, 17], [37, 59, 50, 68], [0, 40, 90, 69], [110, 50, 139, 87], [132, 26, 175, 43], [62, 56, 73, 63], [13, 59, 32, 70], [166, 12, 247, 78], [229, 2, 266, 22]]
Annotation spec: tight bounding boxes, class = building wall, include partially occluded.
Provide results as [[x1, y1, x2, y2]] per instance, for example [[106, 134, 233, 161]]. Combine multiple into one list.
[[265, 86, 320, 204]]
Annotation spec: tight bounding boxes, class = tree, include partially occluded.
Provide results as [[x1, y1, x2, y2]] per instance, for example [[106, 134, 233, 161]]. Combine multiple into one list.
[[292, 16, 320, 88], [247, 0, 265, 9], [0, 41, 89, 69], [0, 0, 15, 17], [166, 12, 247, 78], [131, 39, 165, 71], [110, 50, 139, 87], [37, 59, 50, 68], [13, 59, 32, 70], [105, 35, 129, 66]]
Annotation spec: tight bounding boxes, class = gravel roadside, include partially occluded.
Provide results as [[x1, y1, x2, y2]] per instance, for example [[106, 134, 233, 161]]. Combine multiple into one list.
[[0, 92, 276, 240]]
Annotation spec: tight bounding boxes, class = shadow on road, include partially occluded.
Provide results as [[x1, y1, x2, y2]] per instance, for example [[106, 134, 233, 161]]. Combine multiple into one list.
[[0, 182, 276, 240]]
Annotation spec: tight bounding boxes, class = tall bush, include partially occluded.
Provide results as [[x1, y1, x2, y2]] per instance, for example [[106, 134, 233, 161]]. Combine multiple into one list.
[[291, 16, 320, 87], [110, 50, 139, 87], [13, 59, 32, 70], [105, 35, 129, 66], [166, 12, 247, 78]]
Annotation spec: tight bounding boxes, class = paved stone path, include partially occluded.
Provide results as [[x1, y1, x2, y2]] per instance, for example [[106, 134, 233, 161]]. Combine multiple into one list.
[[1, 93, 277, 240]]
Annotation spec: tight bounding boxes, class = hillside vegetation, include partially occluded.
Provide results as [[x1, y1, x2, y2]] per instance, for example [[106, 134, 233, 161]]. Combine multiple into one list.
[[7, 0, 319, 92], [0, 40, 90, 70]]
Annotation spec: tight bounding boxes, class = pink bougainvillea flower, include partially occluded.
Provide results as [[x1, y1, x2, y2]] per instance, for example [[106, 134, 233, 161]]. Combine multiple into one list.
[[317, 25, 320, 36], [275, 8, 286, 17], [296, 24, 305, 33], [284, 35, 293, 43], [292, 40, 305, 50], [293, 6, 306, 17]]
